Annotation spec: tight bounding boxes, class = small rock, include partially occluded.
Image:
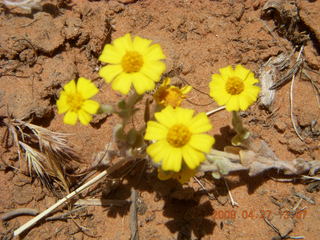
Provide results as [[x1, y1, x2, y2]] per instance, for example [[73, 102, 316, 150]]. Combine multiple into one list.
[[81, 6, 111, 55], [297, 108, 318, 128], [287, 138, 305, 154], [13, 185, 34, 205], [40, 53, 77, 97], [274, 119, 287, 133], [27, 13, 65, 54], [108, 1, 125, 14], [233, 3, 245, 21], [19, 48, 37, 65], [63, 17, 82, 40], [279, 136, 288, 144], [12, 174, 32, 187]]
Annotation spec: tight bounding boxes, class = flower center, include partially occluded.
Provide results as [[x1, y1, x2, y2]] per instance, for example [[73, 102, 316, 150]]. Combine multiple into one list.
[[164, 87, 184, 107], [225, 77, 244, 95], [167, 124, 191, 148], [67, 93, 84, 112], [155, 87, 183, 107], [121, 51, 144, 73]]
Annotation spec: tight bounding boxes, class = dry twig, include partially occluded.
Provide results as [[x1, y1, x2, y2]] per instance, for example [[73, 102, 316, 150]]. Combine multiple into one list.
[[13, 170, 108, 237], [289, 46, 305, 142], [130, 188, 139, 240]]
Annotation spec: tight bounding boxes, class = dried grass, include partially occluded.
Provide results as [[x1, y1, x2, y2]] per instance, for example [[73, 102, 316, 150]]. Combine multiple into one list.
[[3, 118, 78, 193]]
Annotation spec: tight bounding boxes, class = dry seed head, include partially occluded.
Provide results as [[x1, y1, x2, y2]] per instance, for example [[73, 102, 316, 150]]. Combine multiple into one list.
[[25, 123, 76, 160], [19, 141, 51, 187]]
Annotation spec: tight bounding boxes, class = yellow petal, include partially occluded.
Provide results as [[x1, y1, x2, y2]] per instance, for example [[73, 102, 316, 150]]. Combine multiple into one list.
[[219, 65, 234, 82], [189, 112, 212, 134], [163, 78, 171, 86], [154, 106, 176, 128], [99, 65, 123, 83], [244, 73, 259, 85], [133, 36, 152, 54], [77, 77, 99, 99], [175, 107, 194, 125], [56, 93, 69, 114], [251, 85, 261, 97], [225, 96, 241, 111], [131, 73, 155, 94], [113, 33, 133, 52], [64, 111, 78, 125], [111, 73, 132, 94], [211, 72, 226, 83], [98, 44, 124, 64], [78, 109, 92, 125], [210, 75, 227, 92], [140, 61, 166, 82], [244, 84, 261, 97], [63, 80, 76, 94], [162, 147, 182, 172], [210, 88, 231, 106], [181, 85, 192, 94], [238, 86, 260, 110], [209, 74, 232, 106], [234, 64, 250, 81], [82, 100, 100, 114], [144, 121, 168, 140], [182, 145, 205, 169], [147, 140, 168, 163], [144, 44, 166, 61], [189, 134, 215, 153], [239, 95, 252, 110]]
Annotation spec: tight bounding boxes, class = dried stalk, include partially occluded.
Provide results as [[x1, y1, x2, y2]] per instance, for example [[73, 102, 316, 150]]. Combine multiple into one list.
[[13, 170, 108, 237], [4, 118, 77, 192]]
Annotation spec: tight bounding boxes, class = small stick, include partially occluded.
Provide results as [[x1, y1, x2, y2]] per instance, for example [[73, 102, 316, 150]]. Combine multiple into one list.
[[294, 192, 315, 205], [223, 178, 239, 207], [206, 106, 225, 116], [264, 217, 280, 235], [74, 199, 130, 207], [1, 208, 39, 221], [301, 175, 320, 181], [45, 206, 87, 221], [292, 198, 303, 213], [290, 46, 304, 142], [14, 170, 108, 237], [193, 177, 215, 200], [130, 188, 139, 240]]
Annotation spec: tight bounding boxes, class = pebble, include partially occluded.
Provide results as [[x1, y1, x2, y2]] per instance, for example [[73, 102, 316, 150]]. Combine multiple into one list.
[[287, 138, 306, 154], [274, 119, 287, 133]]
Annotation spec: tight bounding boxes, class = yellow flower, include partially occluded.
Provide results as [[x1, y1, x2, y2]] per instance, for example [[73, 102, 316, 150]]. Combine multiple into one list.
[[57, 78, 100, 125], [209, 65, 260, 111], [99, 33, 166, 95], [153, 78, 192, 107], [157, 165, 196, 184], [144, 106, 215, 172]]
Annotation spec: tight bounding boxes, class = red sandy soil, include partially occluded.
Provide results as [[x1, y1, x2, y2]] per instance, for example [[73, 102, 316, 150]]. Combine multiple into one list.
[[0, 0, 320, 239]]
